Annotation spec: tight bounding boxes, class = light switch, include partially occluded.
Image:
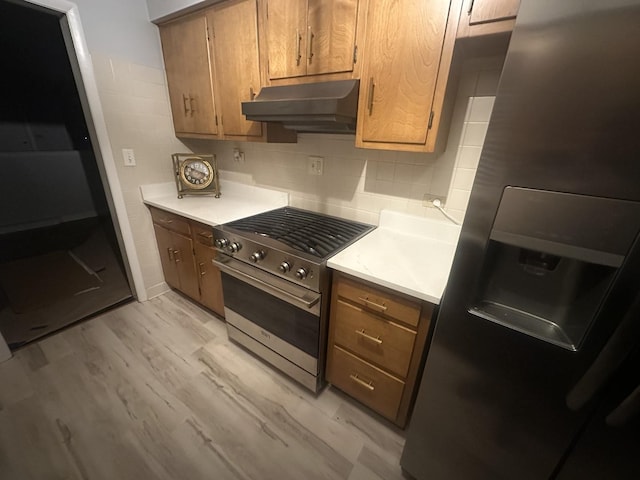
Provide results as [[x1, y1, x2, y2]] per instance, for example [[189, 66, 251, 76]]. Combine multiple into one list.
[[122, 148, 136, 167]]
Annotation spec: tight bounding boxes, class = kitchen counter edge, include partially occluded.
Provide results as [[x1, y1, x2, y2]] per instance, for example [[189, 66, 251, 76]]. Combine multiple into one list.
[[140, 181, 289, 227]]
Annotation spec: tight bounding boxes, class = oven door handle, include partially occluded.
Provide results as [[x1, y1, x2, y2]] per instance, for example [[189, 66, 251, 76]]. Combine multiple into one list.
[[212, 259, 321, 309]]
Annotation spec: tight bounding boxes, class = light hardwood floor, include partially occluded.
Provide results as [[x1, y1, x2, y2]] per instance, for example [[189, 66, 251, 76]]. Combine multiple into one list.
[[0, 290, 407, 480]]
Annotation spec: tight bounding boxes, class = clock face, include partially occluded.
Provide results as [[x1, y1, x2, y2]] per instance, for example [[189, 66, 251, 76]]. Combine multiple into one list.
[[180, 158, 214, 189]]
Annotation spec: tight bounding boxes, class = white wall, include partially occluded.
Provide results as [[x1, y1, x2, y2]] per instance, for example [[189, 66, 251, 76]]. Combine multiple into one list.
[[89, 53, 186, 298], [74, 0, 164, 68]]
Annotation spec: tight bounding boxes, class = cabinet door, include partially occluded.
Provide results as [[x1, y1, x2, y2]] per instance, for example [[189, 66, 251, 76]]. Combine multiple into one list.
[[306, 0, 358, 76], [357, 0, 451, 146], [209, 0, 263, 137], [265, 0, 308, 79], [153, 224, 180, 289], [469, 0, 520, 25], [194, 243, 225, 317], [159, 14, 218, 136], [172, 232, 200, 300]]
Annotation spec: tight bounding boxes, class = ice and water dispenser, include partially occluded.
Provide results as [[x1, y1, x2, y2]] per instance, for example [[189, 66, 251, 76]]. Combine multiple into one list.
[[470, 187, 640, 351]]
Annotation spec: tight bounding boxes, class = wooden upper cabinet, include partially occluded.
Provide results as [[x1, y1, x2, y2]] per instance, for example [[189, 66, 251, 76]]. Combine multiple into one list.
[[265, 0, 308, 79], [469, 0, 519, 24], [208, 0, 263, 137], [264, 0, 359, 81], [159, 13, 218, 137], [458, 0, 520, 38], [356, 0, 460, 151], [306, 0, 359, 76]]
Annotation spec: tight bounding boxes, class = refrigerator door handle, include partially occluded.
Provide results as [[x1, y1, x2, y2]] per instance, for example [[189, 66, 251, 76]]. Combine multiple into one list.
[[605, 384, 640, 427], [566, 295, 640, 411]]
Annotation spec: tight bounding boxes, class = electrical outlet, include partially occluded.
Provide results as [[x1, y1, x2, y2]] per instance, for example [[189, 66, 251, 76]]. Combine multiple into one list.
[[423, 194, 445, 207], [122, 148, 136, 167], [308, 156, 324, 175], [233, 148, 245, 163]]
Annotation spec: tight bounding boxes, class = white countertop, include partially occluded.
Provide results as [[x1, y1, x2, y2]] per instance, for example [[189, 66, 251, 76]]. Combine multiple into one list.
[[140, 180, 289, 226], [328, 210, 461, 304], [142, 183, 459, 304]]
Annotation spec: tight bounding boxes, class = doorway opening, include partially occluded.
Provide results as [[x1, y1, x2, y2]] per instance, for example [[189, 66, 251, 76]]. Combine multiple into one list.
[[0, 0, 133, 349]]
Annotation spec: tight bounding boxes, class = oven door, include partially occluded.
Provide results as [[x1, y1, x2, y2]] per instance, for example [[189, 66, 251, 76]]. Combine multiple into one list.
[[212, 255, 321, 375]]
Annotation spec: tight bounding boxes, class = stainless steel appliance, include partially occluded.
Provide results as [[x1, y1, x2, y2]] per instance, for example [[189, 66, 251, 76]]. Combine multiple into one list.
[[241, 80, 360, 133], [212, 207, 374, 392], [401, 0, 640, 478]]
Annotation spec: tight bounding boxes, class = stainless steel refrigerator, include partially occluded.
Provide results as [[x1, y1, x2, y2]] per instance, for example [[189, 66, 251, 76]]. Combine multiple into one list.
[[400, 0, 640, 478]]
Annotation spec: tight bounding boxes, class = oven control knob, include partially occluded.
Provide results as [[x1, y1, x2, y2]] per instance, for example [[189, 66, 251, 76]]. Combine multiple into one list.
[[226, 242, 242, 253], [250, 250, 265, 263], [215, 238, 229, 249], [295, 267, 308, 280], [279, 261, 292, 273]]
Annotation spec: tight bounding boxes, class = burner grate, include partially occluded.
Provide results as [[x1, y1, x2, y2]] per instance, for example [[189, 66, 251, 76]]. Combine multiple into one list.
[[225, 207, 373, 258]]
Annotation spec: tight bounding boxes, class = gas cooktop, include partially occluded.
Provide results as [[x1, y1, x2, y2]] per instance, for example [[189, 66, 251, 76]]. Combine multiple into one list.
[[223, 207, 373, 260], [212, 207, 375, 292]]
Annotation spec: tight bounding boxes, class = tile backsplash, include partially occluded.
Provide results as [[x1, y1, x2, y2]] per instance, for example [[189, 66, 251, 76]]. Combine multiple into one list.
[[186, 57, 501, 226]]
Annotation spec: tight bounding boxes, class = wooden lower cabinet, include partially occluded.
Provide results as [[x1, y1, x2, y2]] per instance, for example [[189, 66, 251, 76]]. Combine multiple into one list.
[[326, 272, 434, 427], [192, 226, 225, 317], [330, 345, 405, 421], [149, 207, 225, 317], [152, 224, 200, 300]]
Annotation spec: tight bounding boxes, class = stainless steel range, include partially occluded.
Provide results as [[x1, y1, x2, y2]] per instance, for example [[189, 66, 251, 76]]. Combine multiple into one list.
[[212, 207, 374, 392]]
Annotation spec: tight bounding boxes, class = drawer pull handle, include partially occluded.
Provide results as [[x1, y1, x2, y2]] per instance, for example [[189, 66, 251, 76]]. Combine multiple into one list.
[[199, 262, 206, 276], [358, 296, 388, 313], [197, 231, 214, 244], [355, 329, 383, 345], [167, 247, 174, 262], [174, 249, 181, 262], [159, 218, 173, 224], [182, 94, 190, 115], [350, 374, 375, 391], [367, 77, 375, 115]]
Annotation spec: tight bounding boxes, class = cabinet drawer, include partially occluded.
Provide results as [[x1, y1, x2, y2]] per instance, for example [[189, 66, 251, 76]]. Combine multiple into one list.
[[191, 221, 215, 247], [150, 208, 191, 236], [328, 345, 405, 421], [334, 299, 416, 377], [336, 276, 421, 327]]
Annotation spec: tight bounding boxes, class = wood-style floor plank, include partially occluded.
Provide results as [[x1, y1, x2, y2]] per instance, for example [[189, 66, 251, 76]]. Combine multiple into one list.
[[0, 290, 407, 479]]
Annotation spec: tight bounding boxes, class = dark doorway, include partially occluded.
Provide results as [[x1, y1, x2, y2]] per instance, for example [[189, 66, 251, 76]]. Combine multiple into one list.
[[0, 0, 133, 349]]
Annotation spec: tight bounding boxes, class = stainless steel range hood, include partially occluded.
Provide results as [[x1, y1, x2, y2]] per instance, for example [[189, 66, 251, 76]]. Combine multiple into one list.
[[241, 79, 359, 133]]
